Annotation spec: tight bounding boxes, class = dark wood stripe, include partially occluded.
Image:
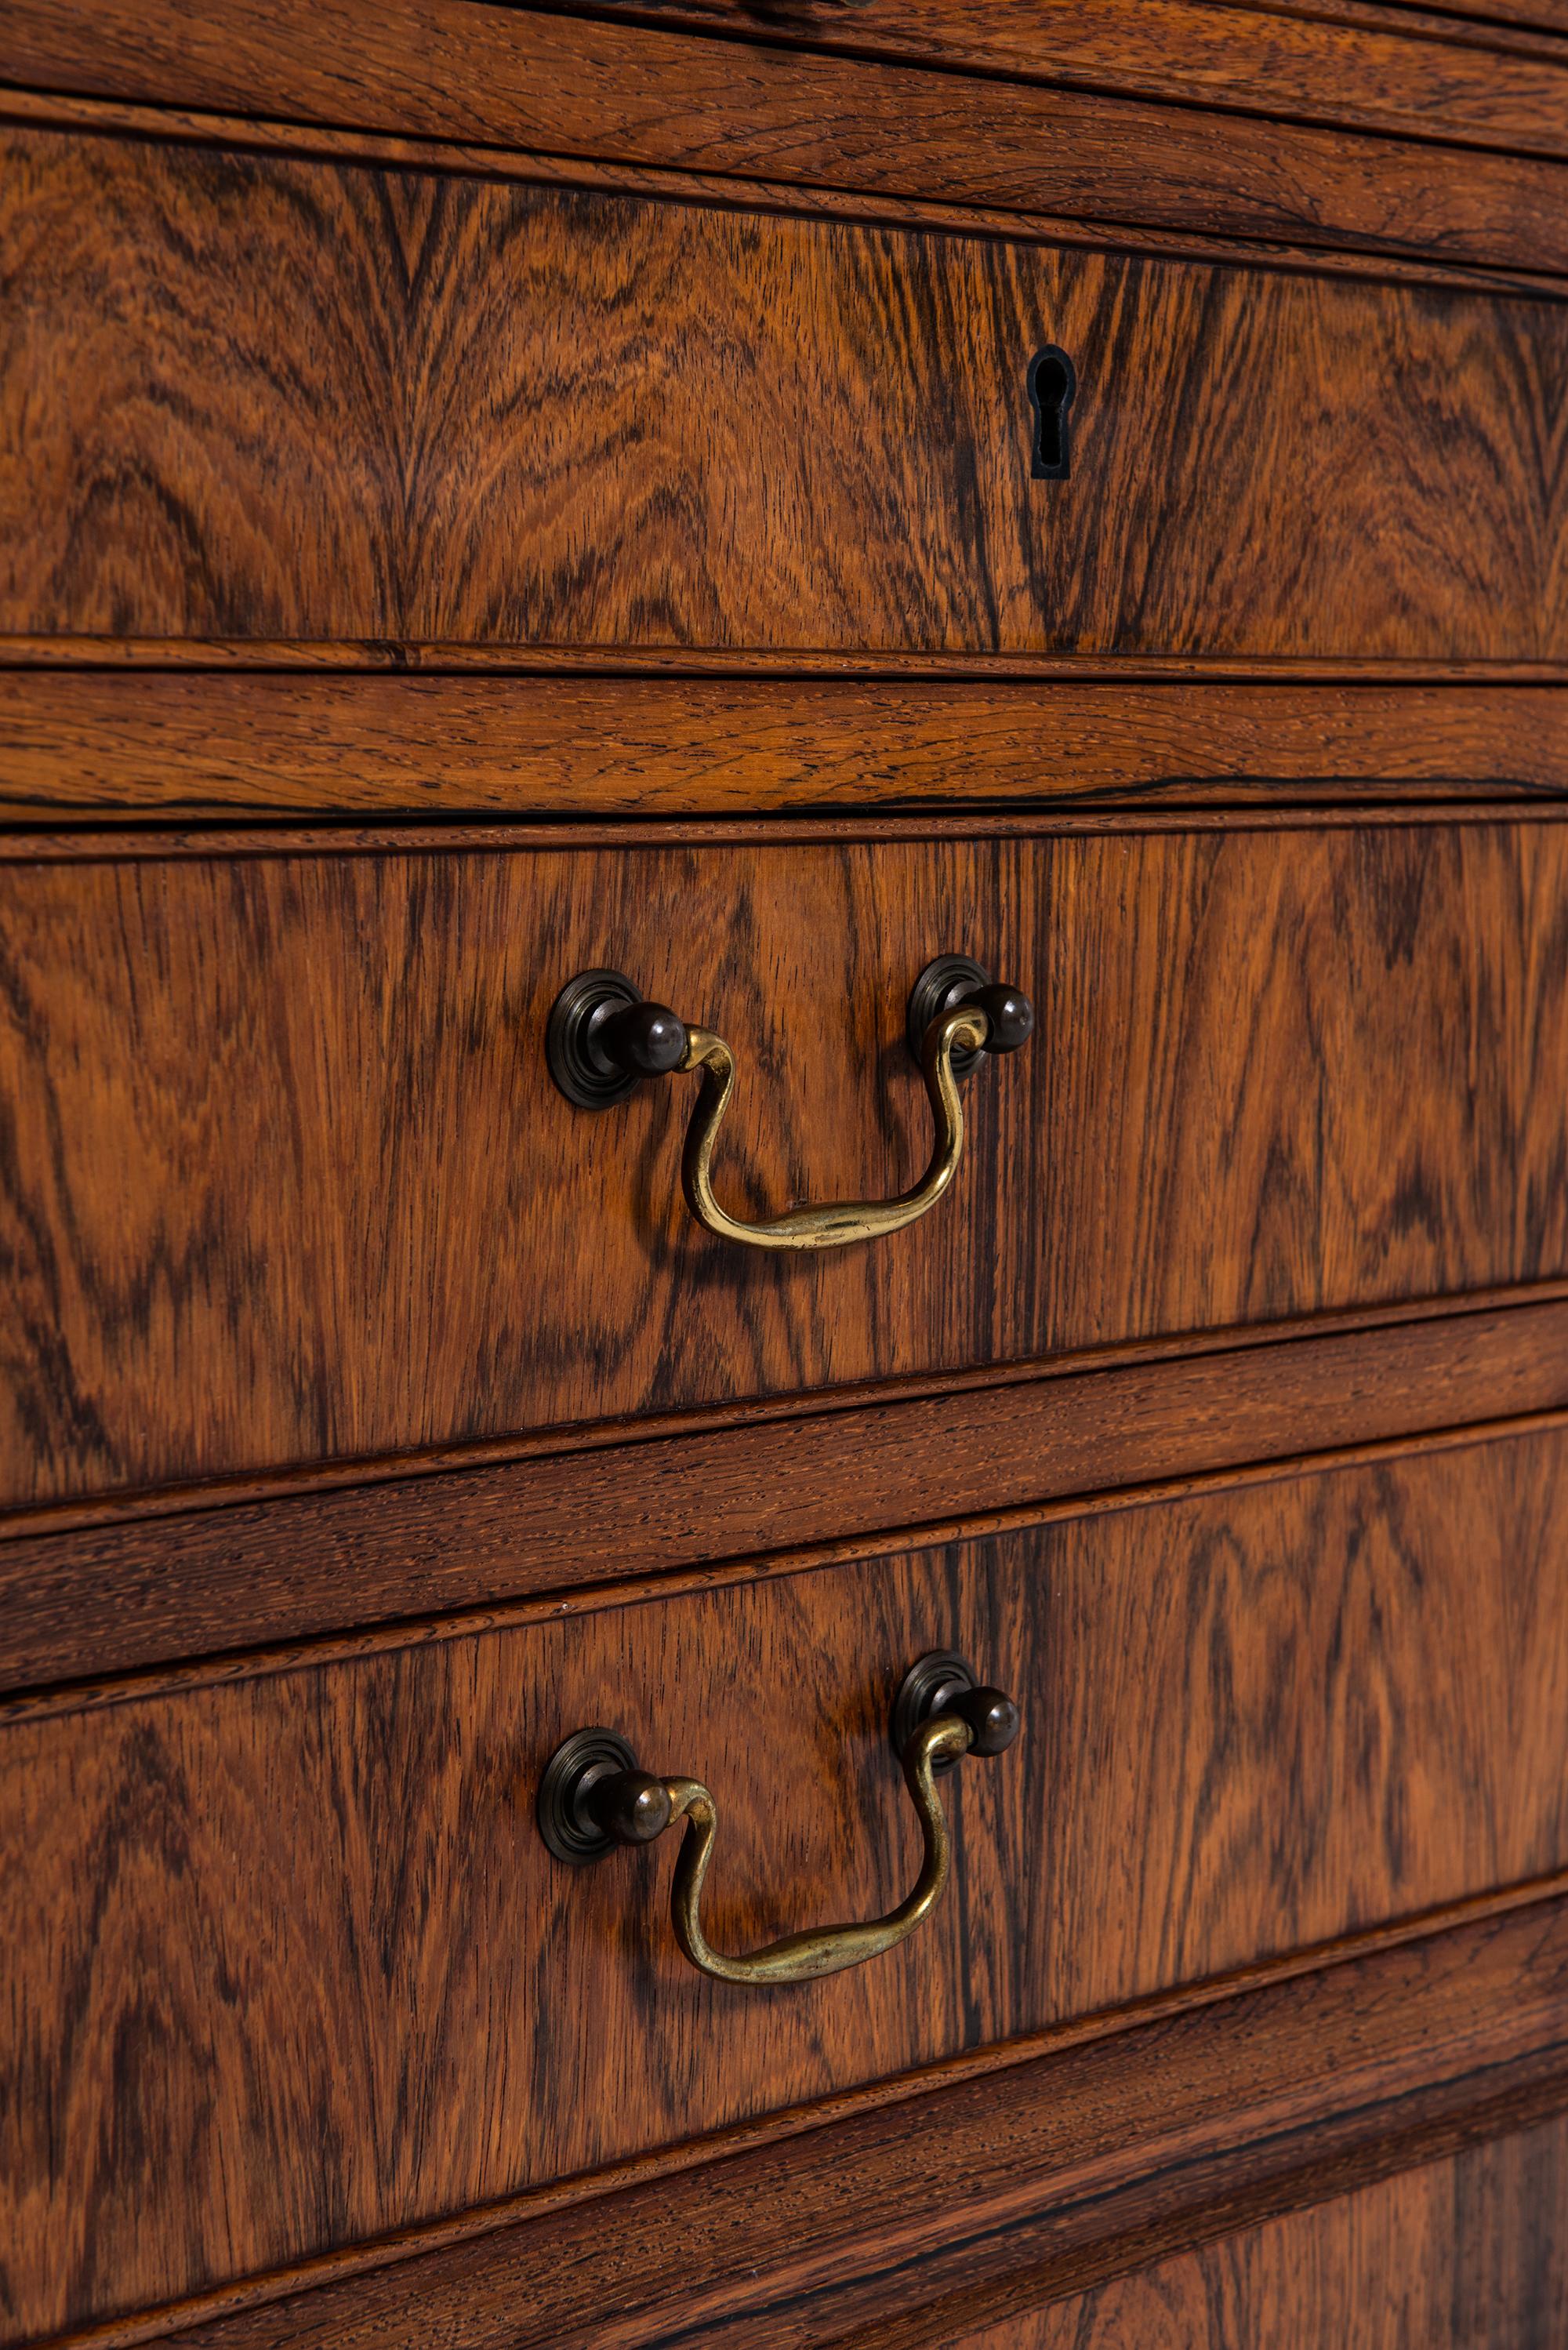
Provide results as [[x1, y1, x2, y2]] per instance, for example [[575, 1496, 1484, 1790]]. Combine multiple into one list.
[[6, 0, 1568, 277], [1406, 0, 1568, 33], [5, 1304, 1567, 1695], [942, 2111, 1568, 2350], [9, 803, 1568, 864], [4, 83, 1568, 308], [13, 642, 1568, 677], [9, 1280, 1567, 1543], [529, 0, 1568, 162], [9, 674, 1568, 820], [50, 1889, 1568, 2348], [4, 826, 1566, 1513], [9, 131, 1566, 663]]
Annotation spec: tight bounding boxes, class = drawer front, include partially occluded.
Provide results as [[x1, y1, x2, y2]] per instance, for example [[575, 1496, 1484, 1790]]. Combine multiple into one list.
[[5, 126, 1566, 659], [4, 818, 1567, 1509], [6, 1423, 1567, 2340]]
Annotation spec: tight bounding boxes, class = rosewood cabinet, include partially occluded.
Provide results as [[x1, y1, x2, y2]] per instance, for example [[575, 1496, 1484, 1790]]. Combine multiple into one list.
[[4, 3, 1568, 2344]]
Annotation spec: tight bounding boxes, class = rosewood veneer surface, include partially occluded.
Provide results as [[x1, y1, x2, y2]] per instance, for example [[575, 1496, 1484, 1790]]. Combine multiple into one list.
[[7, 1424, 1568, 2339], [118, 1896, 1568, 2348], [5, 2, 1568, 2344], [11, 674, 1568, 819], [5, 129, 1568, 658], [9, 0, 1568, 277], [4, 818, 1567, 1509]]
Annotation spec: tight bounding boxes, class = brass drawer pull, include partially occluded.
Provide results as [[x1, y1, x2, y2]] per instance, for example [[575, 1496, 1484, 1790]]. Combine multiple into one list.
[[537, 1652, 1021, 1988], [547, 954, 1033, 1252]]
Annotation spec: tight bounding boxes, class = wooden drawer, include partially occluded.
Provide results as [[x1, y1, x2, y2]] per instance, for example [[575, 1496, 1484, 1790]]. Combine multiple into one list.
[[7, 1420, 1567, 2341], [5, 125, 1568, 660], [5, 814, 1568, 1512]]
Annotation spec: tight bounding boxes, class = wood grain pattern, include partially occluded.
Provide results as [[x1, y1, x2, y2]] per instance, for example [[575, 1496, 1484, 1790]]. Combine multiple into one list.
[[9, 674, 1568, 817], [7, 1303, 1568, 1694], [14, 85, 1568, 318], [1402, 0, 1568, 31], [4, 819, 1568, 1509], [546, 0, 1568, 161], [15, 806, 1562, 856], [15, 643, 1568, 678], [8, 0, 1568, 279], [7, 129, 1568, 659], [6, 1426, 1568, 2341], [209, 2116, 1568, 2350], [949, 2116, 1568, 2350], [56, 1899, 1568, 2350], [10, 11, 1568, 2346]]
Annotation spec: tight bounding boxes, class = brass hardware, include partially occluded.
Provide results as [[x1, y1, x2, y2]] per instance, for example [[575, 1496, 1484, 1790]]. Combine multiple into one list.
[[546, 957, 1033, 1253], [537, 1654, 1021, 1988], [676, 1008, 981, 1251]]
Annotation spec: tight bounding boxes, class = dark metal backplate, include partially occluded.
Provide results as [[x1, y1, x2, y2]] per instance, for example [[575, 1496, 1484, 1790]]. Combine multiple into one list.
[[906, 955, 991, 1078], [538, 1726, 641, 1862], [891, 1650, 978, 1772]]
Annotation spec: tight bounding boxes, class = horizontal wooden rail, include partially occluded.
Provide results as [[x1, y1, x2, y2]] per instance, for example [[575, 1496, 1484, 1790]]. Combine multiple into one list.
[[39, 1885, 1568, 2348], [6, 0, 1568, 280], [7, 674, 1568, 822], [5, 1301, 1568, 1700]]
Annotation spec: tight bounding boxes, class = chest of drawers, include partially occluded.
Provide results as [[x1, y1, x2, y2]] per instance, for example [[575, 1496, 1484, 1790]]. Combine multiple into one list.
[[5, 3, 1568, 2344]]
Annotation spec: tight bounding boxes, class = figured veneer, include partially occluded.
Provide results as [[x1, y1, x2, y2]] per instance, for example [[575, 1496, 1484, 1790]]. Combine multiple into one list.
[[5, 1425, 1568, 2341], [8, 674, 1568, 819], [118, 1898, 1568, 2348], [7, 0, 1568, 277], [521, 0, 1568, 162], [7, 4, 1567, 2346], [6, 1302, 1568, 1693], [1399, 0, 1568, 30], [5, 129, 1568, 658], [948, 2115, 1568, 2350], [13, 82, 1568, 318], [4, 818, 1568, 1509]]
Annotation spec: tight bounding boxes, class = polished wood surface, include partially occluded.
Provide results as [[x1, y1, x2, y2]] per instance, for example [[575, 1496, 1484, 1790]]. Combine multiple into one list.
[[6, 129, 1568, 658], [952, 2118, 1568, 2350], [1434, 0, 1568, 29], [6, 1423, 1568, 2339], [7, 2, 1568, 278], [534, 0, 1568, 161], [5, 817, 1568, 1509], [7, 1303, 1568, 1693], [13, 641, 1568, 679], [13, 84, 1566, 318], [65, 1895, 1568, 2348], [9, 5, 1568, 2341], [9, 672, 1568, 818]]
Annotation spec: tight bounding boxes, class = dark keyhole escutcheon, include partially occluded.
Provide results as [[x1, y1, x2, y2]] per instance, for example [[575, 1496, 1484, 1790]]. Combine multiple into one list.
[[1028, 346, 1076, 480]]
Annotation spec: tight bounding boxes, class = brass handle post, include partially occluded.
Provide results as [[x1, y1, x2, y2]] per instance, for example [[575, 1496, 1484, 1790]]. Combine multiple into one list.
[[537, 1656, 1021, 1989], [546, 956, 1033, 1252]]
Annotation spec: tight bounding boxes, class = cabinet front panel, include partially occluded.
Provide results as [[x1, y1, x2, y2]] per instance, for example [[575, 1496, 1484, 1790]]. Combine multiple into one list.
[[5, 127, 1567, 659], [5, 1426, 1567, 2338], [4, 819, 1567, 1507]]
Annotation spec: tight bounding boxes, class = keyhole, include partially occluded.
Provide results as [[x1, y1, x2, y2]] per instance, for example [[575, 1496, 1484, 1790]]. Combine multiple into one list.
[[1027, 346, 1077, 480]]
